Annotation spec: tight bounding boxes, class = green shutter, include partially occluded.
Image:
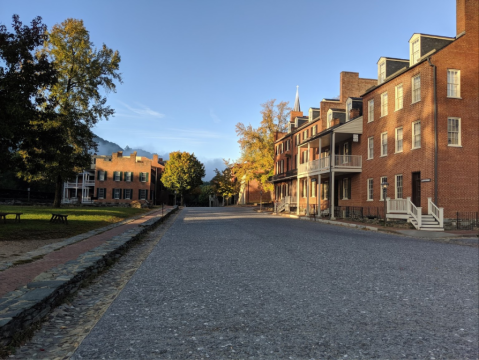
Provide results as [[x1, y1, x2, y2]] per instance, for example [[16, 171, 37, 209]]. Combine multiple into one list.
[[97, 188, 100, 197], [348, 178, 351, 199], [112, 188, 115, 199], [120, 171, 123, 181], [146, 173, 149, 182], [145, 190, 148, 200], [130, 172, 133, 182], [139, 189, 141, 199], [340, 180, 343, 200], [104, 171, 107, 180]]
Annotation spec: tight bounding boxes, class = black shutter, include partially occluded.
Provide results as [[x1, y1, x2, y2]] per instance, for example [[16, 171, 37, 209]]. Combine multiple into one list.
[[339, 180, 344, 200], [112, 188, 115, 199], [348, 178, 351, 199], [139, 189, 141, 199], [145, 190, 148, 200], [104, 171, 107, 180], [120, 171, 123, 181], [146, 173, 149, 183]]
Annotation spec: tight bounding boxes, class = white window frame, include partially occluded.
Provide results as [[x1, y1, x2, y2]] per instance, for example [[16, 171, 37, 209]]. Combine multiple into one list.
[[378, 61, 386, 84], [395, 174, 403, 199], [410, 36, 420, 66], [124, 189, 132, 200], [311, 179, 316, 198], [447, 117, 462, 147], [395, 127, 403, 153], [322, 182, 329, 200], [412, 120, 421, 149], [125, 172, 132, 182], [98, 171, 105, 181], [114, 171, 121, 181], [381, 132, 388, 157], [395, 84, 403, 111], [380, 176, 387, 201], [98, 188, 105, 199], [346, 98, 352, 122], [113, 188, 121, 200], [447, 69, 461, 98], [412, 75, 421, 103], [367, 137, 374, 160], [381, 92, 388, 117], [140, 172, 147, 182], [368, 99, 374, 123], [312, 125, 316, 136], [302, 179, 307, 198], [139, 189, 147, 200], [367, 178, 373, 201], [342, 178, 349, 200]]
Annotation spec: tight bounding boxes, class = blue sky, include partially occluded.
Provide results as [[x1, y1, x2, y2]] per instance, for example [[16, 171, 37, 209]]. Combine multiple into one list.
[[1, 0, 457, 179]]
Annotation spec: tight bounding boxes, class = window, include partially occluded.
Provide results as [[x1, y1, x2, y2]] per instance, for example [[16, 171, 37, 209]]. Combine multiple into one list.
[[447, 70, 460, 98], [327, 111, 333, 128], [378, 61, 386, 84], [381, 92, 388, 117], [296, 134, 300, 146], [447, 117, 461, 146], [346, 98, 352, 121], [395, 84, 403, 110], [321, 182, 329, 200], [411, 38, 420, 65], [139, 172, 148, 182], [412, 121, 421, 149], [281, 143, 284, 153], [98, 171, 106, 181], [114, 171, 121, 181], [302, 179, 307, 198], [98, 188, 105, 199], [412, 75, 421, 103], [343, 142, 350, 163], [125, 172, 132, 182], [113, 188, 121, 199], [367, 179, 373, 201], [286, 140, 290, 151], [311, 179, 316, 198], [312, 125, 317, 136], [368, 99, 374, 122], [381, 132, 388, 156], [395, 127, 403, 153], [124, 189, 132, 200], [342, 178, 350, 200], [395, 175, 403, 199], [139, 189, 147, 200], [368, 137, 374, 159], [380, 176, 387, 201]]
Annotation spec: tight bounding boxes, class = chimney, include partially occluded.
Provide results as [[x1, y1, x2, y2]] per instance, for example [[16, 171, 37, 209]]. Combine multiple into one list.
[[349, 108, 361, 120], [456, 0, 478, 37], [153, 154, 158, 163]]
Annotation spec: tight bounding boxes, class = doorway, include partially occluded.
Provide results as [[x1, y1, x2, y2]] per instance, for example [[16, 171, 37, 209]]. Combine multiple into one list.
[[412, 172, 421, 208]]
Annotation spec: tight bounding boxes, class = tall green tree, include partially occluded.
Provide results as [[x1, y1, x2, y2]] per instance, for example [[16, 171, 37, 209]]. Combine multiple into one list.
[[0, 15, 57, 172], [161, 151, 205, 206], [233, 99, 290, 192], [17, 18, 122, 207]]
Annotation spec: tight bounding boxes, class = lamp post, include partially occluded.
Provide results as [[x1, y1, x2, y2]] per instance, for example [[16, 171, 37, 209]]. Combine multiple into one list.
[[381, 181, 389, 226]]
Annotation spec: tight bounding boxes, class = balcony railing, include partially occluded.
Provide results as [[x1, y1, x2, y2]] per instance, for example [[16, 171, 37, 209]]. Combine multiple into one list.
[[333, 155, 362, 168], [298, 157, 330, 174], [271, 168, 297, 182], [65, 180, 95, 188]]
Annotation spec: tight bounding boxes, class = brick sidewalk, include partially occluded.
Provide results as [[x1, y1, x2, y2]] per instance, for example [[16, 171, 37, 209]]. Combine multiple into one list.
[[0, 207, 173, 298]]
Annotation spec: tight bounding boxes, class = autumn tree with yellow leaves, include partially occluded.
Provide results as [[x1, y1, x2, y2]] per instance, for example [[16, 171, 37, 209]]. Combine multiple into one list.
[[233, 100, 290, 193]]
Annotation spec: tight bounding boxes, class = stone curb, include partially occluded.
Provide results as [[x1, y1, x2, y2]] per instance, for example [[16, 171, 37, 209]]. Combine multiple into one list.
[[0, 206, 178, 355], [270, 212, 378, 231], [0, 207, 168, 272]]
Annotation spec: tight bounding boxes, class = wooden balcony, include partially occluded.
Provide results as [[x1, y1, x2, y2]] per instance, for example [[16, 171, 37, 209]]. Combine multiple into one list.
[[298, 155, 362, 176]]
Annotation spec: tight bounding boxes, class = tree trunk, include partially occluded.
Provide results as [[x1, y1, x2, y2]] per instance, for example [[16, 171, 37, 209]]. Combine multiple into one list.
[[53, 175, 63, 208], [180, 193, 184, 206]]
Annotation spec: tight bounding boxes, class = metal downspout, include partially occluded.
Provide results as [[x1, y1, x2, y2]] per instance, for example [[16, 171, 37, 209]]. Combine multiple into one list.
[[428, 56, 438, 204]]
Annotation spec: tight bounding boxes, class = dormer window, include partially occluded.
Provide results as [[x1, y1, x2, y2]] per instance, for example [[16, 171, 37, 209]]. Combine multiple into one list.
[[346, 99, 352, 122], [410, 36, 420, 65], [309, 109, 313, 122], [378, 61, 386, 84], [327, 110, 333, 128]]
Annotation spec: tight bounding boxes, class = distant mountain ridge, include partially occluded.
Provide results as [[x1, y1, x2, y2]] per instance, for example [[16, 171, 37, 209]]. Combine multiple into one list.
[[92, 135, 169, 160]]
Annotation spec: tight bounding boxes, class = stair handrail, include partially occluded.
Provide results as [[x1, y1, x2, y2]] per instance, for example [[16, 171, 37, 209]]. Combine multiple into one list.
[[407, 197, 422, 229], [428, 197, 444, 228]]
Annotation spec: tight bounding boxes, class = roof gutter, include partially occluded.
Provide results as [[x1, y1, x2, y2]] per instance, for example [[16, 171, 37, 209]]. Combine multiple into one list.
[[427, 56, 438, 204]]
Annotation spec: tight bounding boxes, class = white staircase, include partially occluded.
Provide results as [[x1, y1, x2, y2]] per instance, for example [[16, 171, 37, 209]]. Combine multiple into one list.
[[387, 197, 444, 231]]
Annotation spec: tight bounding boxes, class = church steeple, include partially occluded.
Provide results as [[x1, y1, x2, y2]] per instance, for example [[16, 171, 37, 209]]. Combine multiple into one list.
[[294, 85, 300, 112]]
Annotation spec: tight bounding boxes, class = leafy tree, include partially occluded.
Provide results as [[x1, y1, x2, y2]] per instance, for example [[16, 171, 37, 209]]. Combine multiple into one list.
[[211, 167, 240, 205], [0, 15, 57, 172], [161, 151, 205, 206], [233, 99, 290, 192], [198, 184, 215, 206], [17, 18, 122, 207]]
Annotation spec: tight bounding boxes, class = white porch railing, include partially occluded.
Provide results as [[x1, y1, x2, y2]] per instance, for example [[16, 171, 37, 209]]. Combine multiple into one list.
[[428, 197, 444, 228], [65, 182, 80, 188], [84, 180, 95, 186], [408, 197, 422, 229], [387, 198, 408, 213], [298, 156, 330, 174], [334, 155, 362, 168]]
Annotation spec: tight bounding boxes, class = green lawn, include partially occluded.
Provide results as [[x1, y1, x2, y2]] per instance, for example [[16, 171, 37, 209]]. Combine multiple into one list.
[[0, 206, 150, 241]]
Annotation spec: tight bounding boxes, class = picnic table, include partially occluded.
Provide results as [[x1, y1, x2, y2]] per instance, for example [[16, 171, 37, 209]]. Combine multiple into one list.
[[50, 213, 69, 224], [0, 212, 23, 223]]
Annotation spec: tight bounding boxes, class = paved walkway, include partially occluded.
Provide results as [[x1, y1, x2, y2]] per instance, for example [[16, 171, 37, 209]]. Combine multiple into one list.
[[0, 207, 173, 298]]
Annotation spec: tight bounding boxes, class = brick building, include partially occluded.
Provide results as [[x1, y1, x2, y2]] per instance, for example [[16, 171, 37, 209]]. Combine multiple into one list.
[[62, 151, 171, 205], [273, 0, 478, 229]]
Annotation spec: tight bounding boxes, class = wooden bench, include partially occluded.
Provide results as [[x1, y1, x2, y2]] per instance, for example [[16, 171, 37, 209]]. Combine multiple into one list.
[[0, 212, 23, 223], [50, 214, 69, 224]]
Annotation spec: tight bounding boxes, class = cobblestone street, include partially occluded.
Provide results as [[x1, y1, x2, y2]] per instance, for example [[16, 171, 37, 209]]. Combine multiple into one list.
[[14, 207, 479, 359]]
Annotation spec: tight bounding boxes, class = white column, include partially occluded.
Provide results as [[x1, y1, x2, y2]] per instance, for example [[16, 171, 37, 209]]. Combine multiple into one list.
[[318, 175, 321, 215], [296, 145, 301, 215], [306, 176, 310, 216], [330, 172, 335, 220]]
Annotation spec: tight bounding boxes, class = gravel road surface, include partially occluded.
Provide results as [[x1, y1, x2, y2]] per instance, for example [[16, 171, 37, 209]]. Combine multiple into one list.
[[73, 207, 478, 359]]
